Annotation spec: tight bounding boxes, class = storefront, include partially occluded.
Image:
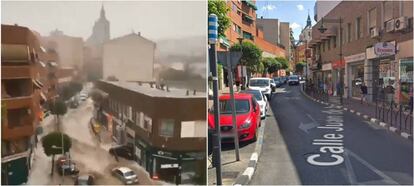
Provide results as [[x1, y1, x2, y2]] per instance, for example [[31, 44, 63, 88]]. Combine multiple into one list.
[[345, 53, 366, 99], [399, 58, 413, 106], [1, 153, 30, 185], [322, 63, 332, 94], [366, 41, 397, 102], [332, 59, 345, 96]]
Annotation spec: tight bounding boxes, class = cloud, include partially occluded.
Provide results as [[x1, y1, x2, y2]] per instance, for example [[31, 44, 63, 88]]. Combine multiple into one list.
[[262, 4, 276, 11], [297, 4, 304, 11], [290, 22, 302, 30]]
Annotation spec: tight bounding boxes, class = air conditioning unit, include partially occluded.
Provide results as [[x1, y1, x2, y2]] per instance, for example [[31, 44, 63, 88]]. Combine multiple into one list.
[[395, 16, 408, 31], [370, 27, 379, 38], [385, 19, 395, 32]]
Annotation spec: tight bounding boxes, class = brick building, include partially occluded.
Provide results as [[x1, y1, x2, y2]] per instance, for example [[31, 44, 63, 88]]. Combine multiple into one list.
[[309, 1, 413, 106], [1, 24, 44, 185], [94, 80, 206, 184]]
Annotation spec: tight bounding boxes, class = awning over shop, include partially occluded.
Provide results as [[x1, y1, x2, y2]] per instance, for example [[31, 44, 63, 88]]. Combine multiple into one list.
[[33, 79, 44, 89], [219, 36, 230, 48], [244, 0, 258, 10]]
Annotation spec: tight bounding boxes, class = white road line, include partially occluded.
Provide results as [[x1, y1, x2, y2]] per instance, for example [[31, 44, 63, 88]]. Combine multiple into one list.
[[346, 149, 399, 184], [344, 151, 358, 185]]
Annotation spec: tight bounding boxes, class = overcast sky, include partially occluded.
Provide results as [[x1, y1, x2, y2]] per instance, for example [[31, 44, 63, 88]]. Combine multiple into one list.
[[2, 1, 207, 41]]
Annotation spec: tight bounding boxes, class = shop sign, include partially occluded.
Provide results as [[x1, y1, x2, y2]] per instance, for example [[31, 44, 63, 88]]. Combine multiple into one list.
[[344, 53, 365, 63], [322, 63, 332, 71], [332, 60, 345, 69], [374, 42, 395, 57], [160, 163, 179, 169]]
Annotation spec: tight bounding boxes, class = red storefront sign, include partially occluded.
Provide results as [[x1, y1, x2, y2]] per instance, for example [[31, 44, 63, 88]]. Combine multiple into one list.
[[332, 59, 345, 69]]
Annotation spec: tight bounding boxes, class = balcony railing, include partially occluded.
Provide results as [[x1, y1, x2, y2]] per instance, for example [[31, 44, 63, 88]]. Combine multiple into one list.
[[1, 66, 32, 79]]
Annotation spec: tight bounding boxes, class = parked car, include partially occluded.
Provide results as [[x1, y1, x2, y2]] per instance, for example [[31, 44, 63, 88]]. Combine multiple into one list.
[[56, 156, 80, 176], [288, 75, 300, 86], [109, 144, 134, 160], [248, 77, 272, 101], [112, 167, 138, 185], [241, 89, 268, 119], [270, 79, 276, 92], [75, 174, 95, 185], [208, 93, 261, 142]]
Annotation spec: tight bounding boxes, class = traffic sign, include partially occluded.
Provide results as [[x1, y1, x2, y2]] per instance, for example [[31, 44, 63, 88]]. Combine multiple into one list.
[[217, 51, 242, 69]]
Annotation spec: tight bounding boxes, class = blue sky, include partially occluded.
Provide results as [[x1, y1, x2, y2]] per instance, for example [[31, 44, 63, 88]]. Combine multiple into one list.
[[256, 0, 317, 41]]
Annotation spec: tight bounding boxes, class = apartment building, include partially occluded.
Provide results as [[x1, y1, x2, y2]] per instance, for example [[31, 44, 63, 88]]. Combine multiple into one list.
[[1, 24, 44, 185], [309, 1, 413, 105], [94, 80, 206, 185]]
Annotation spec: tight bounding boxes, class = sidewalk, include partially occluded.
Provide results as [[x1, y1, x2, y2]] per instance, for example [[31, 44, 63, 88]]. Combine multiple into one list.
[[303, 86, 413, 136]]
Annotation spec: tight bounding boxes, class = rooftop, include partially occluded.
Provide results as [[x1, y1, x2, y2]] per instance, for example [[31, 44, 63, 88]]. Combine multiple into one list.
[[101, 80, 206, 98]]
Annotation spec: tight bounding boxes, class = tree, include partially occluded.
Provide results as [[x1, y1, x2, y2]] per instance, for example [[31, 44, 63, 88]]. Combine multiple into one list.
[[275, 57, 289, 69], [41, 132, 72, 176], [261, 57, 282, 75], [230, 42, 262, 74], [208, 0, 231, 37], [295, 61, 306, 74], [48, 99, 67, 131]]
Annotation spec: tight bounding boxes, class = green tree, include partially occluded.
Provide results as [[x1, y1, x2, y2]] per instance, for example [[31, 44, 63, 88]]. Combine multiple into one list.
[[48, 99, 67, 131], [41, 132, 72, 176], [230, 42, 262, 74], [261, 57, 282, 74], [208, 0, 231, 37], [295, 61, 306, 74], [275, 57, 289, 69]]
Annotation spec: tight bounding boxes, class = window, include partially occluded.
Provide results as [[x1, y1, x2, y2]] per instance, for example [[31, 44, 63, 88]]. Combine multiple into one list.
[[127, 106, 132, 120], [368, 8, 377, 32], [159, 119, 174, 137], [333, 36, 337, 48], [181, 121, 206, 138], [347, 23, 352, 42], [135, 111, 141, 127], [384, 1, 393, 22], [322, 41, 325, 52], [144, 115, 152, 132], [356, 17, 362, 39], [327, 39, 331, 50]]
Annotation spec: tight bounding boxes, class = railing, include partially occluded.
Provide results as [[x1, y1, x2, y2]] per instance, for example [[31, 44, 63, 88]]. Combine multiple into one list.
[[375, 96, 413, 135]]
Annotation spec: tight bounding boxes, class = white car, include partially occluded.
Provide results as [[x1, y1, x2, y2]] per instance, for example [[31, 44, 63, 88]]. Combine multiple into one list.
[[248, 78, 272, 101], [288, 75, 300, 86], [242, 89, 268, 119], [112, 167, 138, 185]]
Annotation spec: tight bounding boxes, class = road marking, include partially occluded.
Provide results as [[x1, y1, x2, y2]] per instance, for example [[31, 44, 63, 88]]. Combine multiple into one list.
[[346, 149, 399, 184], [343, 151, 357, 185]]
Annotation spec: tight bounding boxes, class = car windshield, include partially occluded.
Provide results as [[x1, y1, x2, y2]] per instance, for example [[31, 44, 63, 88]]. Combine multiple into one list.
[[220, 99, 250, 114], [249, 79, 269, 87], [243, 91, 262, 101], [124, 171, 135, 177]]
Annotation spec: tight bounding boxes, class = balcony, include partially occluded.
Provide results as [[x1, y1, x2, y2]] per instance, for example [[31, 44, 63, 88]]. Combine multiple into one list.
[[2, 107, 35, 140], [2, 96, 33, 110], [1, 66, 33, 79], [1, 44, 31, 65]]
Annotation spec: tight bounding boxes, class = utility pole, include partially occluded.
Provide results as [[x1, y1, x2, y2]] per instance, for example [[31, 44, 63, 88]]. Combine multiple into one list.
[[208, 14, 222, 185]]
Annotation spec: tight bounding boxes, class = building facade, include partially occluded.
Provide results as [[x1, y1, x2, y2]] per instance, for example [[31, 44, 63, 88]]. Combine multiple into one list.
[[103, 33, 155, 82], [94, 80, 206, 185], [1, 24, 44, 185], [309, 1, 413, 106]]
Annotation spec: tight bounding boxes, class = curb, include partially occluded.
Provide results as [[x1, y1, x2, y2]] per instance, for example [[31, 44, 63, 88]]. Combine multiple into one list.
[[233, 116, 267, 185], [300, 89, 413, 142]]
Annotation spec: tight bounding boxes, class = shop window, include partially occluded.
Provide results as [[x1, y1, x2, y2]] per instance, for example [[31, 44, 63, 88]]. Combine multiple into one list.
[[180, 121, 206, 138], [159, 119, 174, 137], [400, 59, 413, 105], [144, 115, 152, 132]]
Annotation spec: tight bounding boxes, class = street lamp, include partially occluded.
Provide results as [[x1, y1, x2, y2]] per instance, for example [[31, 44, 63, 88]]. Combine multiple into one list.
[[237, 37, 244, 90], [317, 17, 344, 105]]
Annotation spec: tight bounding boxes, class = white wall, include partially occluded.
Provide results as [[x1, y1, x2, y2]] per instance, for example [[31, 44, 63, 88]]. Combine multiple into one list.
[[103, 35, 155, 82]]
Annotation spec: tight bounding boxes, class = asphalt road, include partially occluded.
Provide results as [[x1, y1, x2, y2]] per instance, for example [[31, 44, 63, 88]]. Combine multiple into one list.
[[251, 84, 413, 185]]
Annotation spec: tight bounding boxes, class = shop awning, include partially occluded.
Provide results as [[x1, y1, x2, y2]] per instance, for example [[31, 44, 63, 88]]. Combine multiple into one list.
[[33, 79, 44, 89], [219, 36, 230, 48], [244, 0, 258, 10]]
